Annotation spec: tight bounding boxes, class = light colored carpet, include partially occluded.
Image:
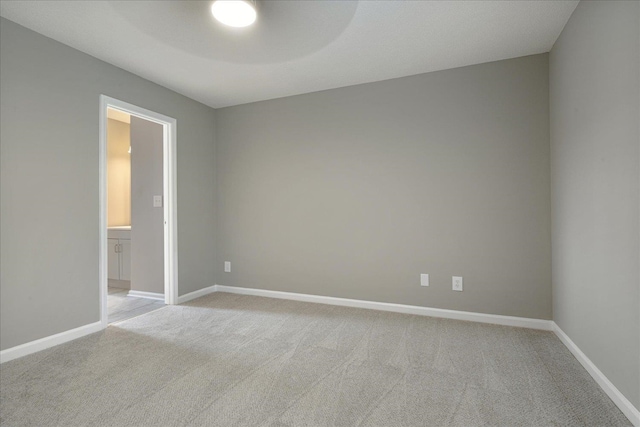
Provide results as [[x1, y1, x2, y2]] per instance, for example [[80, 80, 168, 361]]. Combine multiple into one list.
[[0, 292, 631, 426]]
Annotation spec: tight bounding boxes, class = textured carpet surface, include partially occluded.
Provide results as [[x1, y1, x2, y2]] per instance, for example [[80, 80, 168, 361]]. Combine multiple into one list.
[[0, 292, 631, 426]]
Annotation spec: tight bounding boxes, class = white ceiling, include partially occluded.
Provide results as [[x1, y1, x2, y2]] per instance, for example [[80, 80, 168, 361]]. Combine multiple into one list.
[[0, 1, 578, 109]]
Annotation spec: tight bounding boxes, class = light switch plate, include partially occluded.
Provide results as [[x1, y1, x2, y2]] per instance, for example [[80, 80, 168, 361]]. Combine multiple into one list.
[[420, 273, 429, 287], [153, 195, 163, 208]]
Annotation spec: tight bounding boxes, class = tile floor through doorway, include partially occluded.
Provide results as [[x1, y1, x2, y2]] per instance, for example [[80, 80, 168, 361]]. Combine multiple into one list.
[[108, 285, 165, 323]]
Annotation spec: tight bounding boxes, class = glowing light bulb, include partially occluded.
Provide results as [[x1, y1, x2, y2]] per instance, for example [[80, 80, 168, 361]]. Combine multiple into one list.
[[211, 1, 257, 28]]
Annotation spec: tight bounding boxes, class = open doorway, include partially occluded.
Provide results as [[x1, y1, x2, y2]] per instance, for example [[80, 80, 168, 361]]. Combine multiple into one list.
[[99, 96, 178, 326]]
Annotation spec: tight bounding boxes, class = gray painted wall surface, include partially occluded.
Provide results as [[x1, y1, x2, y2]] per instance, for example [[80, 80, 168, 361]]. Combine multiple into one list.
[[130, 117, 164, 294], [215, 54, 552, 320], [0, 18, 216, 350], [550, 0, 640, 409]]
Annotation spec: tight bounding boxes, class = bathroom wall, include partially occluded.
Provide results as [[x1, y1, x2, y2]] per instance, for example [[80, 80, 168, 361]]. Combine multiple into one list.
[[130, 117, 164, 294], [107, 117, 131, 227]]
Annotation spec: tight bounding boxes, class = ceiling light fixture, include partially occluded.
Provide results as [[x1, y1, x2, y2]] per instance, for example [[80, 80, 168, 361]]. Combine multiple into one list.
[[211, 0, 257, 28]]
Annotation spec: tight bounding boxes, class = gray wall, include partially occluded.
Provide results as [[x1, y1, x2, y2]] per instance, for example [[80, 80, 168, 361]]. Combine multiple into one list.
[[550, 0, 640, 410], [130, 117, 164, 294], [0, 18, 216, 350], [215, 54, 552, 320]]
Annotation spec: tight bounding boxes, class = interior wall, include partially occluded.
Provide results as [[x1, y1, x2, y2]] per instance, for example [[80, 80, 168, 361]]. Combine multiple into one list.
[[130, 117, 164, 294], [0, 18, 216, 351], [550, 0, 640, 410], [107, 118, 131, 227], [215, 54, 552, 320]]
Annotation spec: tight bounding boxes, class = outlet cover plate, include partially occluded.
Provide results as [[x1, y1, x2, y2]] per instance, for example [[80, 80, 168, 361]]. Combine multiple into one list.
[[224, 261, 231, 273], [420, 274, 429, 287], [452, 276, 463, 291]]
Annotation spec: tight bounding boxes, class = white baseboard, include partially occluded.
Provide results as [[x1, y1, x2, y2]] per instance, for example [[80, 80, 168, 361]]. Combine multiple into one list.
[[127, 290, 164, 301], [0, 321, 103, 364], [213, 284, 553, 331], [552, 322, 639, 426], [177, 285, 217, 304]]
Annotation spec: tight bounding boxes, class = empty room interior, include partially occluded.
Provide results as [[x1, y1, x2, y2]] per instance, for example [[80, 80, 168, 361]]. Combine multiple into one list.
[[0, 1, 638, 426]]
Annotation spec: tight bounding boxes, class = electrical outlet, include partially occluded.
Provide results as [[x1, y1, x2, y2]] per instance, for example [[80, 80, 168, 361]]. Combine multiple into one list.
[[420, 274, 429, 287], [224, 261, 231, 273], [452, 276, 463, 291]]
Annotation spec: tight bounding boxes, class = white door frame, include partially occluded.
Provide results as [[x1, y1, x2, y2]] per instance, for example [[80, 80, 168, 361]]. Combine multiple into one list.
[[99, 95, 178, 327]]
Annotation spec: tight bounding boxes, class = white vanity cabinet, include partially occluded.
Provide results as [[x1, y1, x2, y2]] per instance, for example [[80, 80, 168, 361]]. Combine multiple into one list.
[[108, 227, 131, 281]]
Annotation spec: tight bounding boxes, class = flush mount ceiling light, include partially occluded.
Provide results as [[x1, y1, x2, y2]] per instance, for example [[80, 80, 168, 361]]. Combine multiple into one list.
[[211, 0, 257, 28]]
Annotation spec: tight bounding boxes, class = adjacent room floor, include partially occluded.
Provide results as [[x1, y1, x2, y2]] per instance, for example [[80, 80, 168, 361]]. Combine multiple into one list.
[[0, 293, 630, 426], [107, 286, 165, 324]]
